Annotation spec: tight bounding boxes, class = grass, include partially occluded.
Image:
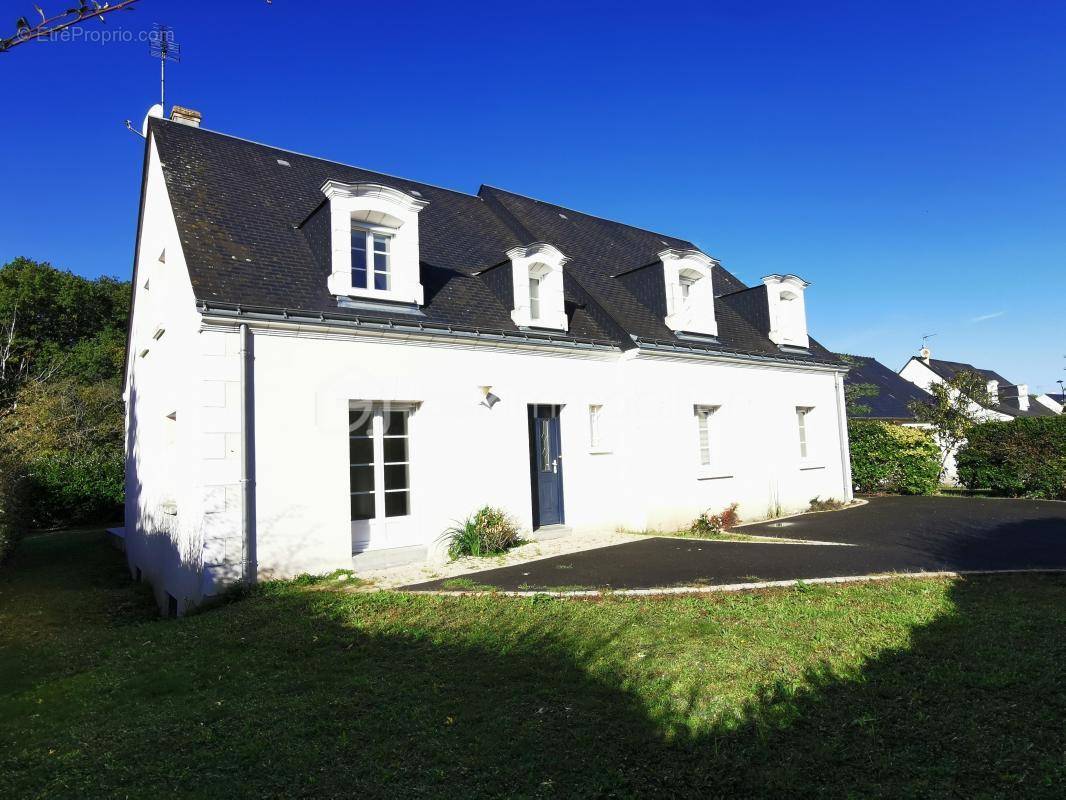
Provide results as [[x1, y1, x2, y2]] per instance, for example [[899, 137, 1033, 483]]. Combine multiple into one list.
[[2, 530, 1066, 798]]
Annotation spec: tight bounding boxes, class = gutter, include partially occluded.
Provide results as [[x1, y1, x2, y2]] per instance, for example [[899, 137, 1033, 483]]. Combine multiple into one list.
[[198, 301, 619, 351], [631, 336, 850, 372], [834, 371, 855, 501]]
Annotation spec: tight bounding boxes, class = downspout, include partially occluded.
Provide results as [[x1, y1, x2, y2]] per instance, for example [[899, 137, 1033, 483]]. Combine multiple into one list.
[[833, 371, 854, 501], [239, 323, 256, 585]]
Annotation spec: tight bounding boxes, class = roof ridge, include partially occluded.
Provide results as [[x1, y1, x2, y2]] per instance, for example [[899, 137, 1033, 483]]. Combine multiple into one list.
[[151, 118, 486, 201]]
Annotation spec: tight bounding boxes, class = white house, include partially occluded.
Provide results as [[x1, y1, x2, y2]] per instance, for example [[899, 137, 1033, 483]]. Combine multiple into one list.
[[123, 107, 853, 615], [898, 347, 1059, 483]]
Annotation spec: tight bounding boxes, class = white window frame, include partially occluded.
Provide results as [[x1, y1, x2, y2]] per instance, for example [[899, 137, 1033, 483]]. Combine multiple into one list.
[[350, 225, 393, 292], [508, 244, 569, 331], [588, 403, 610, 453], [796, 406, 813, 462], [350, 403, 414, 525], [694, 404, 731, 479], [529, 273, 542, 321], [661, 249, 718, 337], [322, 180, 428, 305]]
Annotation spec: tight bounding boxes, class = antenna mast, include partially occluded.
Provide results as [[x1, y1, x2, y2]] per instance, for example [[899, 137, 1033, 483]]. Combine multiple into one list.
[[149, 23, 180, 110]]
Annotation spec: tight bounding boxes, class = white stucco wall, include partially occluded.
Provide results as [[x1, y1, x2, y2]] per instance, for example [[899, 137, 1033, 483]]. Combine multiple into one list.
[[228, 327, 851, 580], [123, 136, 210, 615]]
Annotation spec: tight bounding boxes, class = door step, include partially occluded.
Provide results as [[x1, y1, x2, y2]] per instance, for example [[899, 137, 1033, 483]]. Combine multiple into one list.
[[351, 545, 427, 570], [530, 525, 572, 542]]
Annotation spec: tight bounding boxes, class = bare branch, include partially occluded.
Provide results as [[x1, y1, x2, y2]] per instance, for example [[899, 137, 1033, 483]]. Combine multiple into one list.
[[1, 0, 141, 53]]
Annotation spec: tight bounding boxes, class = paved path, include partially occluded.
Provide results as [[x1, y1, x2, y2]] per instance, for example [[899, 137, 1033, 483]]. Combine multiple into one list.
[[405, 496, 1066, 592]]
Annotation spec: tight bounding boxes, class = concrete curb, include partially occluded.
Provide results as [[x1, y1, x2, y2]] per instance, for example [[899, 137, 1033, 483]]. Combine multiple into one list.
[[410, 568, 1066, 599], [732, 497, 869, 529], [640, 533, 856, 547]]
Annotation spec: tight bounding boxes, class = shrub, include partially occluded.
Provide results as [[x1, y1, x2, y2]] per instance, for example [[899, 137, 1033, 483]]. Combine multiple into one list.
[[690, 503, 740, 536], [848, 420, 941, 495], [957, 416, 1066, 499], [443, 506, 522, 559], [21, 449, 124, 528], [808, 496, 847, 512]]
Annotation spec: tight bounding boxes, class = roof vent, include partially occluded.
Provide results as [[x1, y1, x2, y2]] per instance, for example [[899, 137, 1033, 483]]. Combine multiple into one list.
[[170, 106, 202, 127], [277, 159, 290, 167]]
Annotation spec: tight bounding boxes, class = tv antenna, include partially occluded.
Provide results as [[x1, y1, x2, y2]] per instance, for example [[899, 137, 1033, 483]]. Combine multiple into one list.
[[149, 23, 179, 111]]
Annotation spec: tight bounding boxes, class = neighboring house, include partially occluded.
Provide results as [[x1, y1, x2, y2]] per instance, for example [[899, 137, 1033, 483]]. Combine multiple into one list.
[[123, 107, 853, 614], [1033, 392, 1063, 415], [899, 350, 1058, 420], [898, 348, 1057, 484], [837, 353, 932, 423]]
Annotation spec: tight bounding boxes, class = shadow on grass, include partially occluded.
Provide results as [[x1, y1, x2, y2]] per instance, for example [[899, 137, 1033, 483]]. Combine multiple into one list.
[[2, 530, 1065, 798]]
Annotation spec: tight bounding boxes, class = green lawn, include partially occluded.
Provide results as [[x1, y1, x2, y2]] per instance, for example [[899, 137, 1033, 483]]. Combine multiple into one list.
[[2, 531, 1065, 798]]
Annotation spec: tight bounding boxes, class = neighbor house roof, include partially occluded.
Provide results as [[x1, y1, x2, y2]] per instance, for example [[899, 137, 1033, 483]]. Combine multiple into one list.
[[148, 118, 842, 368], [915, 357, 1053, 418], [837, 354, 931, 420]]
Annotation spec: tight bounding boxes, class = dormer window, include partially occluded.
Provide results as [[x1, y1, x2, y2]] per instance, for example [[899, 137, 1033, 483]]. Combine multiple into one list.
[[321, 180, 428, 306], [351, 227, 392, 291], [763, 274, 811, 349], [508, 243, 569, 331], [661, 249, 718, 338]]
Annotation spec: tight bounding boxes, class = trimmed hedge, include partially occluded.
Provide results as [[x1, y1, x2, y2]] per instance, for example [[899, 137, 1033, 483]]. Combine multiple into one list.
[[957, 416, 1066, 499], [848, 420, 941, 495]]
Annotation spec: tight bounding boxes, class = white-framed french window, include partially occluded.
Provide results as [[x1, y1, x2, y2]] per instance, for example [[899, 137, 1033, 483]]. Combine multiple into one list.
[[351, 226, 393, 292], [350, 403, 415, 552], [588, 403, 610, 453]]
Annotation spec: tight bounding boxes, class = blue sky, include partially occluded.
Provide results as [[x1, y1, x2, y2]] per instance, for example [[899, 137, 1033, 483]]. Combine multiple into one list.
[[3, 0, 1064, 392]]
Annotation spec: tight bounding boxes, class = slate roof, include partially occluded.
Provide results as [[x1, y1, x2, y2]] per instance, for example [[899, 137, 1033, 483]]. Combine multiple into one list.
[[837, 354, 931, 420], [916, 357, 1051, 418], [148, 118, 842, 367]]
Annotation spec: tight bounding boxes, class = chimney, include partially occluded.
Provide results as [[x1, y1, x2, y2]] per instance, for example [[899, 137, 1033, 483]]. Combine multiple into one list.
[[1017, 383, 1030, 411], [919, 346, 931, 365], [170, 106, 201, 127]]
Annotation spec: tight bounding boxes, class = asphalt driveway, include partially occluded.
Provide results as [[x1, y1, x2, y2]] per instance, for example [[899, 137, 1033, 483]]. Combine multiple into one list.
[[405, 496, 1066, 592]]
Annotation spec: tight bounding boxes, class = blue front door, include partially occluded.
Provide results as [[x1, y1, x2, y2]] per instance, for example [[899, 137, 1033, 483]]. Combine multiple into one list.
[[529, 405, 564, 527]]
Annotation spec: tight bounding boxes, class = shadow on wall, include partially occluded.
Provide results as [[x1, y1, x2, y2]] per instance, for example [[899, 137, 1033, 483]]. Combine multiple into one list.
[[24, 543, 1061, 797]]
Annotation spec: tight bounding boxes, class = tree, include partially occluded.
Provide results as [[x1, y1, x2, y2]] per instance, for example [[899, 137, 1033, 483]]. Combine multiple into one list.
[[837, 355, 881, 417], [845, 382, 880, 417], [909, 369, 989, 482], [0, 257, 130, 539], [0, 256, 129, 411]]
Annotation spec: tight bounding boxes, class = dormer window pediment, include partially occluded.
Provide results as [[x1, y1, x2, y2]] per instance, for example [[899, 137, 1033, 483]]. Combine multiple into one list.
[[661, 248, 718, 337], [321, 180, 428, 305], [763, 274, 811, 349], [508, 243, 569, 331]]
